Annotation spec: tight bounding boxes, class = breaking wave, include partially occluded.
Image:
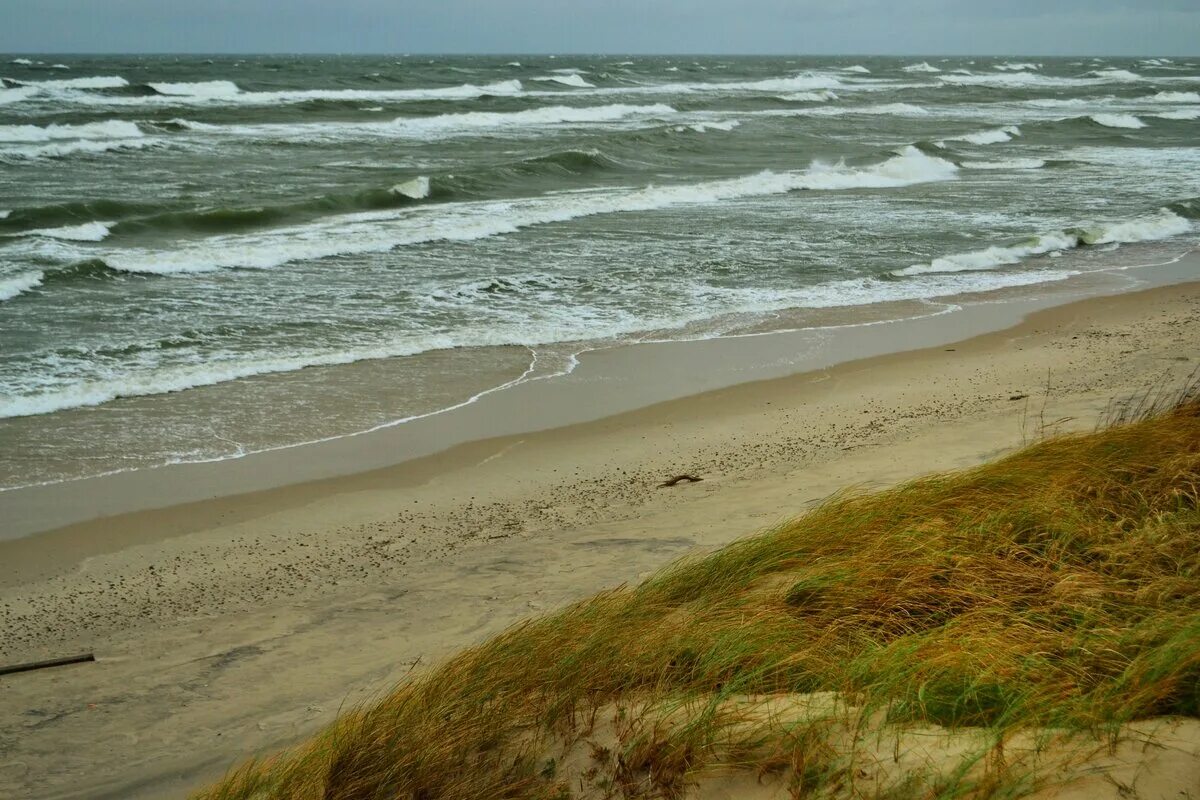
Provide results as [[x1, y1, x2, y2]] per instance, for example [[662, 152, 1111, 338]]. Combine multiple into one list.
[[95, 147, 957, 275], [894, 210, 1192, 276]]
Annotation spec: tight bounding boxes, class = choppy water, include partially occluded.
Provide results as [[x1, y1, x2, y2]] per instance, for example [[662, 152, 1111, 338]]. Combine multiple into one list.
[[1, 54, 1198, 489]]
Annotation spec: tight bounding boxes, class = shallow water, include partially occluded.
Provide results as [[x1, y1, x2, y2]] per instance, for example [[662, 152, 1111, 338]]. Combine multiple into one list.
[[1, 54, 1198, 487]]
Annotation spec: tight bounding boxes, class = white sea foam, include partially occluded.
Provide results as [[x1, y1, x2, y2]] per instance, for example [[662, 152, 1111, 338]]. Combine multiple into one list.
[[895, 210, 1191, 276], [840, 65, 870, 73], [5, 74, 129, 89], [390, 176, 431, 199], [532, 74, 595, 88], [687, 120, 741, 133], [0, 86, 38, 105], [0, 120, 142, 143], [778, 90, 838, 102], [940, 72, 1123, 88], [959, 158, 1046, 170], [903, 62, 941, 73], [10, 58, 33, 66], [148, 80, 241, 97], [939, 125, 1020, 146], [171, 103, 678, 141], [0, 210, 9, 219], [21, 221, 113, 241], [15, 79, 528, 108], [1089, 113, 1147, 129], [1148, 91, 1200, 103], [0, 265, 1078, 421], [0, 137, 158, 160], [766, 102, 929, 119], [994, 62, 1041, 71], [1087, 68, 1142, 82], [99, 147, 957, 275], [0, 271, 43, 302], [1155, 108, 1200, 120]]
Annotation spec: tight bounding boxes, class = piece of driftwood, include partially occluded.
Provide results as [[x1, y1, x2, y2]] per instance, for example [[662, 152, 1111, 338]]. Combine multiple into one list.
[[0, 653, 95, 676], [658, 474, 703, 488]]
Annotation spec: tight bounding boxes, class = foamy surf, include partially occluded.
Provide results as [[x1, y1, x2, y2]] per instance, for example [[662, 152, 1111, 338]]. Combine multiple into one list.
[[1089, 113, 1147, 129], [0, 271, 44, 302], [148, 80, 241, 97], [0, 120, 142, 143], [19, 221, 113, 241], [0, 137, 159, 161], [937, 126, 1020, 147], [167, 103, 679, 141], [532, 74, 595, 88], [98, 148, 957, 275], [894, 210, 1192, 276]]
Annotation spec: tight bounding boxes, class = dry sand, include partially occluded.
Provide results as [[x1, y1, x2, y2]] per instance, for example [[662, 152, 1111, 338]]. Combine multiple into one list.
[[2, 273, 1199, 798]]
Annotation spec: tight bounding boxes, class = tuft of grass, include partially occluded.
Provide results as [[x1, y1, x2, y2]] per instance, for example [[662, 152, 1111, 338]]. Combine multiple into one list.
[[194, 392, 1200, 799]]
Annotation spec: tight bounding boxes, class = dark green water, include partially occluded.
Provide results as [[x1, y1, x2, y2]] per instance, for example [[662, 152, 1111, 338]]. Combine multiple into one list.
[[1, 54, 1198, 487]]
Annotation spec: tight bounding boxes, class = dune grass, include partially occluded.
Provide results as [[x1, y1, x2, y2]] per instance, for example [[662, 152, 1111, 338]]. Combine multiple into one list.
[[195, 389, 1200, 799]]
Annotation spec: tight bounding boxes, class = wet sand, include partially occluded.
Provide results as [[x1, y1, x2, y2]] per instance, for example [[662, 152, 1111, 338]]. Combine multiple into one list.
[[1, 260, 1198, 799]]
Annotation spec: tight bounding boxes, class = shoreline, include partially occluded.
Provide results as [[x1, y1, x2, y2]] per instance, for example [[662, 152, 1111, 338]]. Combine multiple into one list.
[[2, 247, 1197, 544], [1, 260, 1199, 799]]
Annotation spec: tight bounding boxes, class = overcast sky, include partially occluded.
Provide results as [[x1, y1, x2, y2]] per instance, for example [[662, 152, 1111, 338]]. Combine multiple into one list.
[[2, 0, 1197, 56]]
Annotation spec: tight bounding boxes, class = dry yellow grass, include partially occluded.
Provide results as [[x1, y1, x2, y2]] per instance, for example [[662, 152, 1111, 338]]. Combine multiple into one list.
[[195, 388, 1200, 799]]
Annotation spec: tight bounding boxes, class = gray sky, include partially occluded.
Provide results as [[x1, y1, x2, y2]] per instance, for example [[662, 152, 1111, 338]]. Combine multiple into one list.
[[2, 0, 1197, 56]]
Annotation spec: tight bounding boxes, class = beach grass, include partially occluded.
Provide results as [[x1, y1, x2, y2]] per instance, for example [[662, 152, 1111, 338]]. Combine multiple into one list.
[[194, 383, 1200, 799]]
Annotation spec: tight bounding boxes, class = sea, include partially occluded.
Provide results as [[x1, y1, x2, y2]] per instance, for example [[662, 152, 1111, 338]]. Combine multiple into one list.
[[1, 54, 1198, 490]]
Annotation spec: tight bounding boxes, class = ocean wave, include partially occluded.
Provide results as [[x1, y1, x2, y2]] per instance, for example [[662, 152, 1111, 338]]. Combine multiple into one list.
[[1089, 113, 1147, 129], [0, 136, 159, 161], [96, 147, 957, 275], [1148, 91, 1200, 103], [1086, 68, 1142, 82], [839, 65, 870, 74], [0, 120, 142, 143], [16, 221, 113, 241], [894, 209, 1191, 276], [959, 158, 1046, 170], [0, 86, 37, 105], [532, 74, 595, 88], [765, 102, 930, 119], [1155, 108, 1200, 120], [168, 103, 678, 141], [682, 120, 741, 133], [0, 264, 1080, 420], [994, 62, 1041, 71], [939, 72, 1119, 88], [903, 62, 941, 73], [2, 74, 129, 89], [147, 80, 241, 97], [938, 125, 1020, 146], [0, 271, 43, 302], [5, 78, 528, 108], [778, 90, 838, 102]]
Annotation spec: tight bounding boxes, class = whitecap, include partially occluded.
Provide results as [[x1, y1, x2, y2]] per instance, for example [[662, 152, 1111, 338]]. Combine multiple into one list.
[[939, 125, 1020, 146], [100, 147, 957, 275], [895, 210, 1191, 276], [903, 62, 941, 73], [532, 74, 595, 88], [1148, 91, 1200, 103], [21, 221, 113, 241], [959, 158, 1046, 170], [1089, 113, 1147, 129], [0, 120, 142, 143], [148, 80, 241, 97], [0, 271, 43, 302]]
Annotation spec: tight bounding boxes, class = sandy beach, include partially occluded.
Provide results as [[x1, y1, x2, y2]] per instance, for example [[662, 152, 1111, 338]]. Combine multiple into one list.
[[2, 260, 1199, 799]]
